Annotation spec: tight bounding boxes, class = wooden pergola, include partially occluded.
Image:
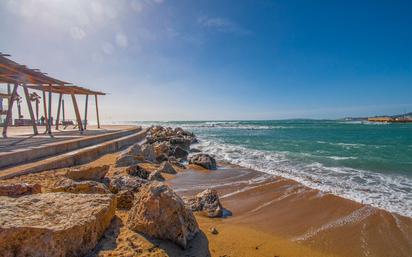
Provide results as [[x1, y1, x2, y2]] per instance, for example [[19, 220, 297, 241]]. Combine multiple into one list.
[[0, 53, 105, 138]]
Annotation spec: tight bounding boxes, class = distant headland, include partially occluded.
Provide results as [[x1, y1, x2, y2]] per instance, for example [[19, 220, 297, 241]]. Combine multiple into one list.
[[343, 112, 412, 123]]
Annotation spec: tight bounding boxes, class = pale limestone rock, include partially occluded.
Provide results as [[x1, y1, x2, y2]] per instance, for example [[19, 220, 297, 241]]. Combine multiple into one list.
[[51, 178, 111, 194], [65, 165, 109, 181], [127, 182, 199, 249], [0, 183, 41, 197], [189, 154, 217, 170], [0, 193, 116, 257], [185, 189, 223, 218]]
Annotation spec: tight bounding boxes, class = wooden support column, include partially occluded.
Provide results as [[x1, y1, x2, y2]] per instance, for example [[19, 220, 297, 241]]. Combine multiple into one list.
[[2, 84, 18, 138], [62, 99, 65, 122], [55, 93, 63, 130], [42, 89, 48, 132], [84, 95, 89, 130], [22, 85, 38, 135], [95, 94, 100, 129], [71, 94, 84, 133], [47, 85, 52, 135]]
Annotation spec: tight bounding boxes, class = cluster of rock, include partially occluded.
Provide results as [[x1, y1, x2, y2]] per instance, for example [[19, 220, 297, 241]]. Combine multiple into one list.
[[0, 126, 225, 256]]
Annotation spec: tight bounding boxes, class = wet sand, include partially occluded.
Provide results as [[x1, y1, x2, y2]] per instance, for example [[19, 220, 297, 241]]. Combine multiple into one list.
[[168, 165, 412, 257]]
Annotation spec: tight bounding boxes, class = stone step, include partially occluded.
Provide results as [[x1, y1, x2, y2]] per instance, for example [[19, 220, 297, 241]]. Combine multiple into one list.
[[0, 128, 148, 179], [0, 127, 142, 169]]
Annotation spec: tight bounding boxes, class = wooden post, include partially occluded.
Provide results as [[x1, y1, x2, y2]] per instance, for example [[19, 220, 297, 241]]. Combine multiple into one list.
[[84, 94, 89, 130], [62, 99, 65, 122], [2, 84, 18, 138], [42, 89, 48, 132], [55, 93, 63, 130], [95, 94, 100, 129], [71, 94, 83, 133], [22, 85, 38, 135], [47, 85, 52, 135]]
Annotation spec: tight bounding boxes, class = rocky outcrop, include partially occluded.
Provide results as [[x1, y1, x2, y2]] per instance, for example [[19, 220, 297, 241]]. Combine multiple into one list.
[[115, 154, 138, 168], [185, 189, 223, 218], [108, 175, 145, 194], [65, 165, 109, 181], [148, 170, 165, 181], [0, 193, 116, 257], [0, 183, 41, 197], [127, 183, 199, 249], [189, 154, 217, 170], [142, 144, 156, 163], [51, 179, 111, 194], [158, 161, 177, 174]]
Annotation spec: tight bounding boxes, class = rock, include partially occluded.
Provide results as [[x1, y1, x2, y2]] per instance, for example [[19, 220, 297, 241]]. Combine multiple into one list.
[[173, 146, 189, 160], [154, 142, 172, 159], [189, 154, 217, 170], [190, 148, 202, 153], [52, 179, 111, 194], [170, 137, 191, 151], [108, 175, 145, 194], [115, 154, 138, 167], [142, 144, 156, 163], [0, 183, 41, 197], [0, 193, 116, 257], [65, 165, 109, 181], [185, 189, 223, 218], [148, 170, 165, 181], [127, 183, 199, 249], [116, 190, 135, 210], [127, 143, 142, 156], [158, 161, 177, 174], [126, 164, 150, 179], [210, 227, 218, 235]]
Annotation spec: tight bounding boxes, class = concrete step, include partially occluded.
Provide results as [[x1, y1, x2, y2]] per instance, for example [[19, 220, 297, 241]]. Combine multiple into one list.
[[0, 128, 148, 179], [0, 127, 142, 169]]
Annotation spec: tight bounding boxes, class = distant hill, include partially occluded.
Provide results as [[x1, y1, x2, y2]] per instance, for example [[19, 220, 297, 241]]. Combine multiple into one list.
[[343, 112, 412, 121]]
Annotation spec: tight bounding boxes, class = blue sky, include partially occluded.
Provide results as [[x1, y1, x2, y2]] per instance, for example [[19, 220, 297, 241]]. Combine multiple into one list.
[[0, 0, 411, 121]]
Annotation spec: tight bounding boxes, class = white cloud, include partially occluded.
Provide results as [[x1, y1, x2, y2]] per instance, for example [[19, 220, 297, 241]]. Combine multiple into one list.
[[70, 26, 86, 40], [198, 17, 252, 36], [115, 33, 129, 48]]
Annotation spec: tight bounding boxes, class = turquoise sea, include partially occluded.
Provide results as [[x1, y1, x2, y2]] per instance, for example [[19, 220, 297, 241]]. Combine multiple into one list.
[[132, 120, 412, 217]]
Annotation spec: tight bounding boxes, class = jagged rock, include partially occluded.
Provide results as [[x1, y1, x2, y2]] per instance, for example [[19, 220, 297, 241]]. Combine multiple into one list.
[[65, 165, 109, 181], [115, 154, 138, 167], [142, 144, 156, 163], [170, 137, 191, 151], [52, 179, 111, 194], [158, 161, 177, 174], [173, 146, 189, 160], [154, 142, 172, 158], [127, 183, 199, 249], [0, 183, 41, 197], [126, 164, 150, 179], [108, 175, 145, 194], [185, 189, 223, 218], [148, 170, 165, 181], [127, 143, 142, 156], [0, 193, 116, 257], [116, 190, 135, 210], [189, 154, 217, 170]]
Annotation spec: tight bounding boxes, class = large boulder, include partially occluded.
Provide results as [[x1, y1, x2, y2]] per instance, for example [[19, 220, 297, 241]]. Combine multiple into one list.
[[173, 146, 189, 160], [127, 183, 199, 249], [65, 165, 109, 181], [154, 142, 172, 159], [116, 190, 135, 210], [126, 143, 142, 157], [115, 154, 138, 168], [158, 161, 177, 174], [51, 179, 111, 194], [126, 164, 150, 179], [0, 183, 41, 197], [185, 189, 223, 218], [189, 154, 217, 170], [108, 175, 145, 194], [142, 144, 156, 163], [0, 193, 116, 257], [170, 137, 191, 151]]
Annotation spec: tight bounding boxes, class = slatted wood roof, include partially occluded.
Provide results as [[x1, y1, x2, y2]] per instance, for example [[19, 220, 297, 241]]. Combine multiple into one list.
[[0, 53, 105, 95]]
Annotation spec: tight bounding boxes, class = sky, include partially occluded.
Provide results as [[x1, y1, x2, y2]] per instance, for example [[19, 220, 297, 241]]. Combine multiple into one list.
[[0, 0, 411, 121]]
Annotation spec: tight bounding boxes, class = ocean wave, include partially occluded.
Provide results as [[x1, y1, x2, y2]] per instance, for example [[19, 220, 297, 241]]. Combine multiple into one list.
[[195, 138, 412, 218]]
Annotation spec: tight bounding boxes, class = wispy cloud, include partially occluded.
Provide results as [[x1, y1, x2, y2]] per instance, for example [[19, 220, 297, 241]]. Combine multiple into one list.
[[198, 16, 252, 36]]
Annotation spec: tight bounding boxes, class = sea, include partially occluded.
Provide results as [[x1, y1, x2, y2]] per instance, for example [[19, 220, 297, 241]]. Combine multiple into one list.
[[123, 120, 412, 217]]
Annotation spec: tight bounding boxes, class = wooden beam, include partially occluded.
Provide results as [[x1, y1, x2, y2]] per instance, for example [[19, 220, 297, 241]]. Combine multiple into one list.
[[95, 94, 100, 129], [62, 99, 65, 122], [55, 93, 63, 130], [71, 94, 84, 133], [22, 85, 38, 135], [48, 85, 52, 135], [84, 95, 89, 130], [2, 84, 18, 138]]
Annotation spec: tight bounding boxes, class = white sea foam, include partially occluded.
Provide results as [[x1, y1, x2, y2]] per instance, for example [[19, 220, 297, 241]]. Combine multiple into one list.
[[195, 138, 412, 218]]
